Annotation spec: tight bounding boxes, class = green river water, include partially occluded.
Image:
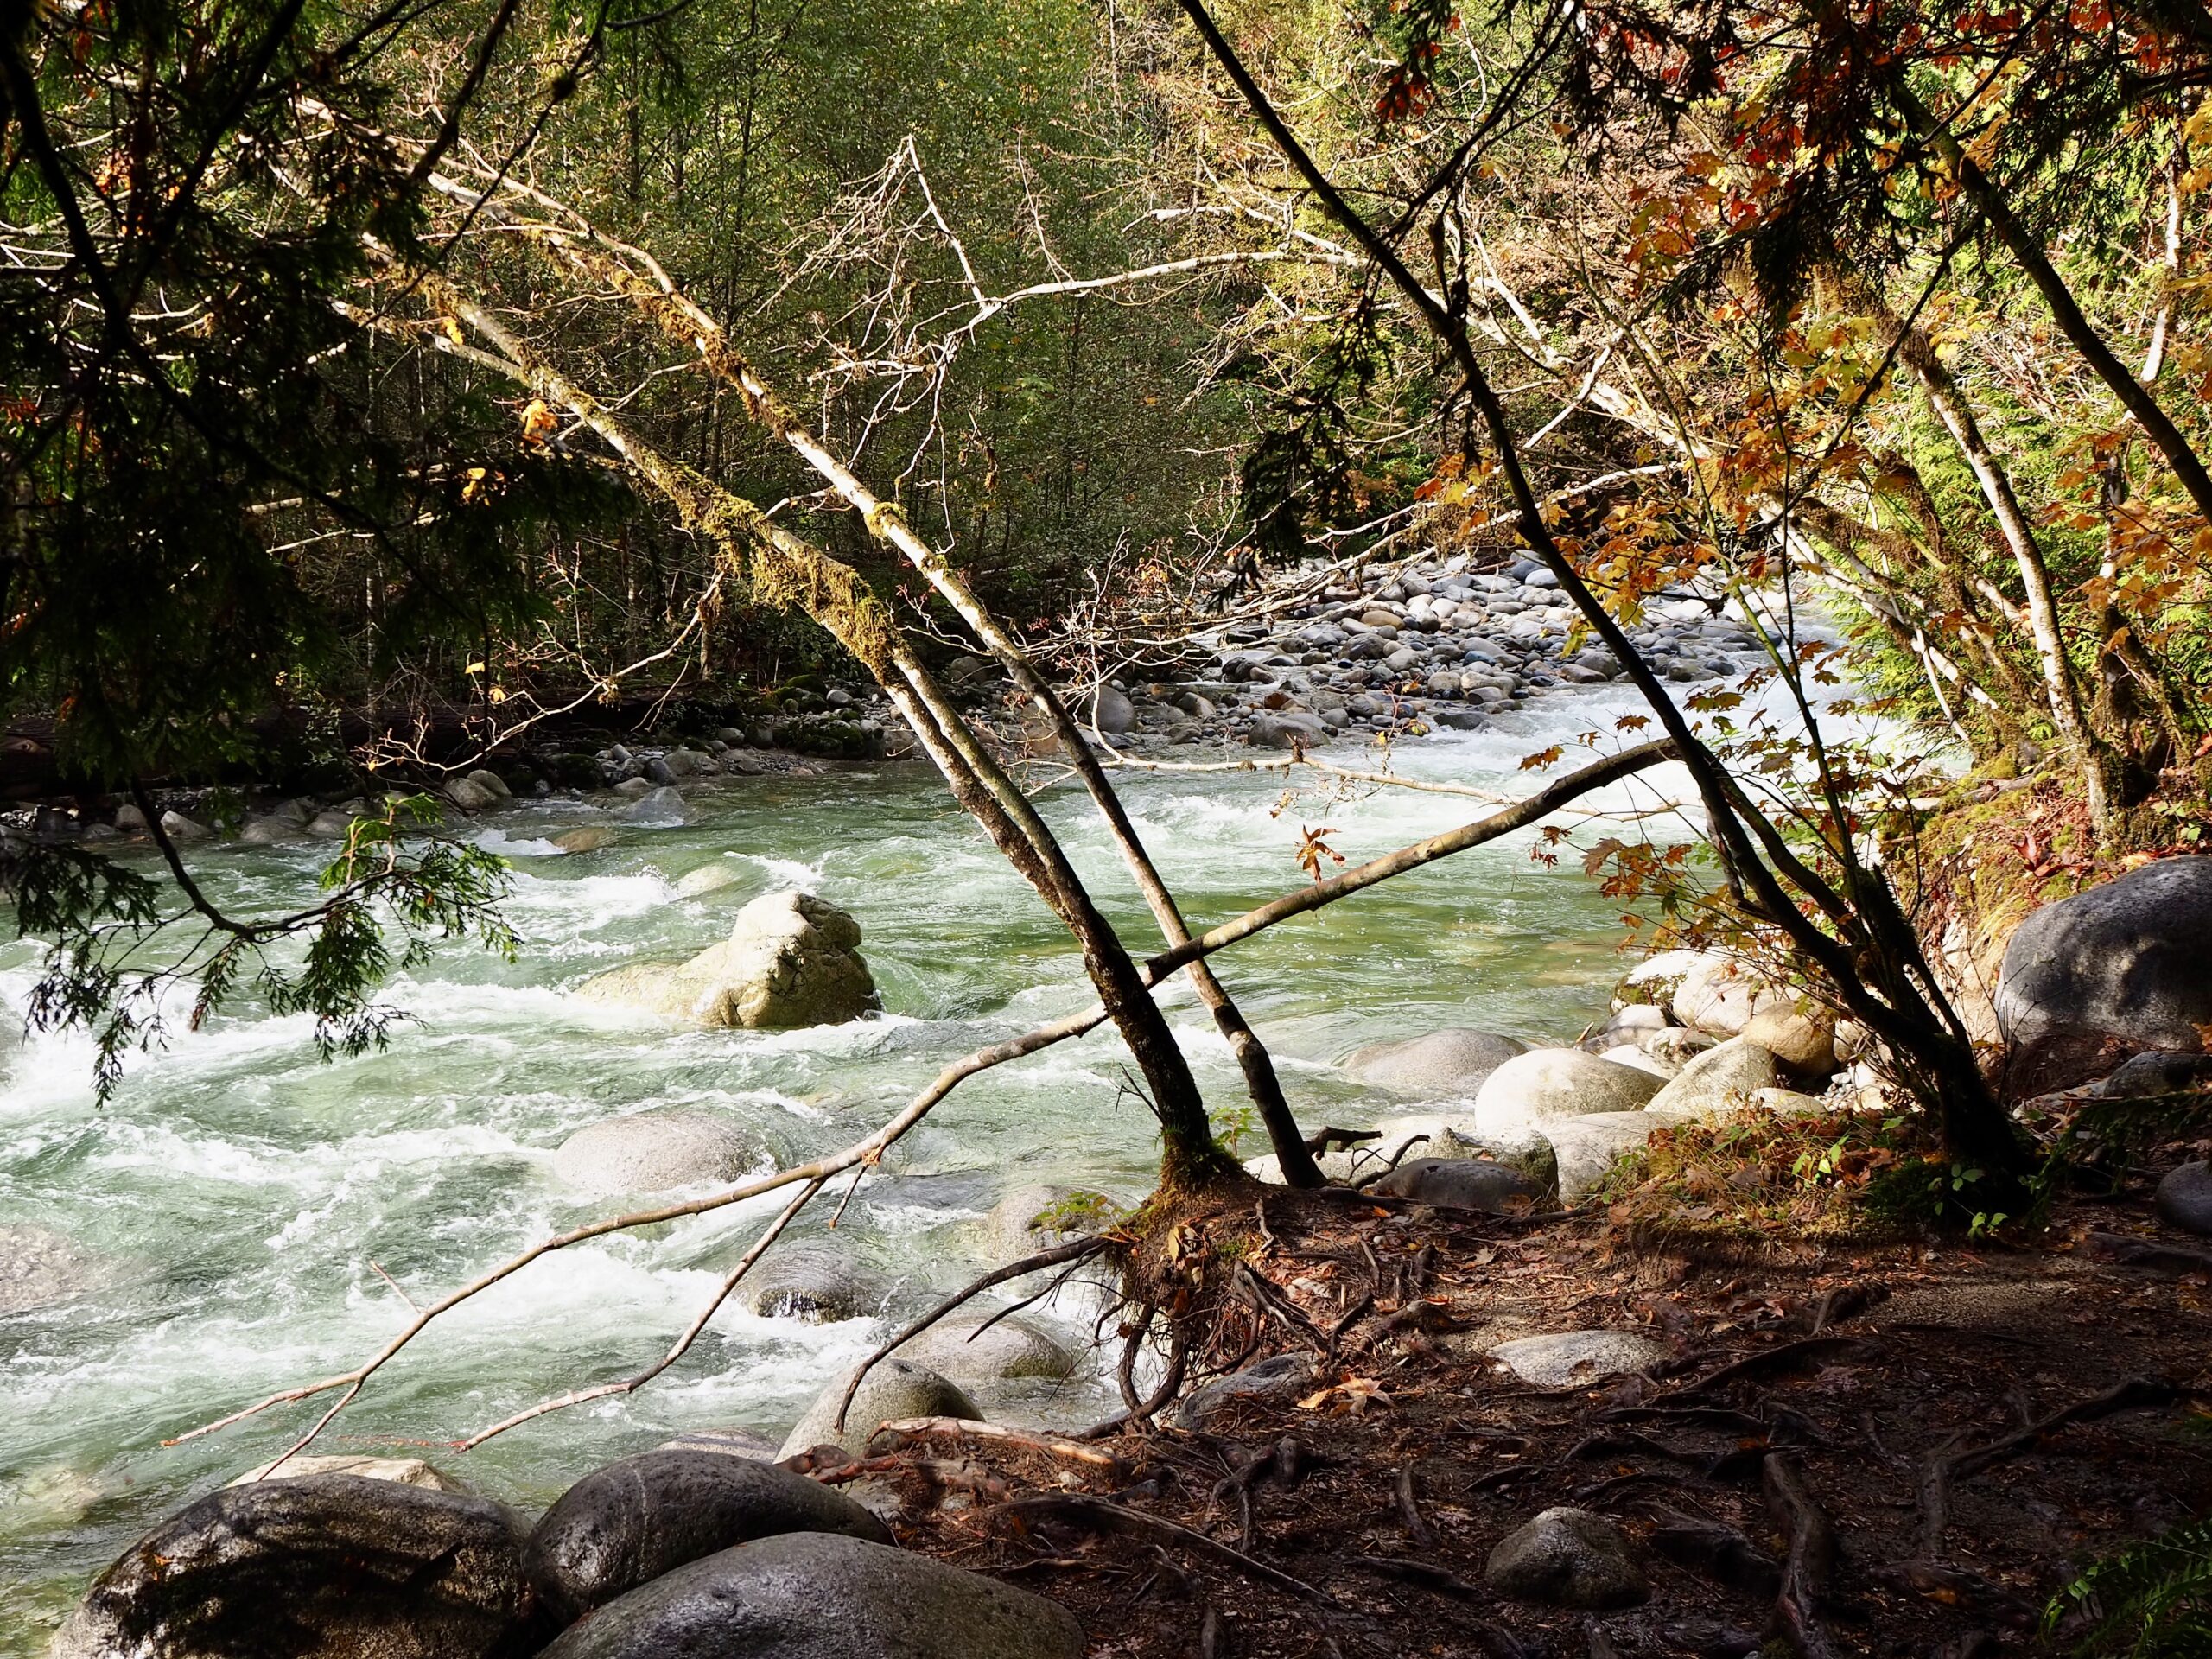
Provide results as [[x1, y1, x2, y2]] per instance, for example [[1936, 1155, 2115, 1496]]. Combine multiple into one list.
[[0, 696, 1683, 1646]]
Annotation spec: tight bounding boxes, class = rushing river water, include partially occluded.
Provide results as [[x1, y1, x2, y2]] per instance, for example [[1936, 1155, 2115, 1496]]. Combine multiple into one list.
[[0, 692, 1694, 1646]]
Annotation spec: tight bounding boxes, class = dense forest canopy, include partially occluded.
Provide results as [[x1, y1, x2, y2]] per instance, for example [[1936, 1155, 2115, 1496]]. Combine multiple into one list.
[[2, 0, 2210, 1126]]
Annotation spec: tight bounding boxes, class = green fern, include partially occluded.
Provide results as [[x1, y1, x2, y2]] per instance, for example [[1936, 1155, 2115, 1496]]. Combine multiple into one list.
[[2046, 1518, 2212, 1656]]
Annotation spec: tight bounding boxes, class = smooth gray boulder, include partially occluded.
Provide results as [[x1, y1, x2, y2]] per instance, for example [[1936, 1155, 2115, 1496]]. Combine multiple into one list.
[[525, 1450, 892, 1619], [1486, 1507, 1649, 1608], [778, 1359, 980, 1460], [1243, 1116, 1557, 1195], [2101, 1051, 2212, 1099], [1995, 856, 2212, 1092], [1344, 1028, 1529, 1095], [2157, 1162, 2212, 1236], [1644, 1038, 1782, 1120], [1247, 711, 1330, 749], [1487, 1330, 1667, 1388], [577, 891, 879, 1028], [533, 1533, 1083, 1659], [1084, 686, 1135, 734], [1544, 1111, 1677, 1204], [1173, 1353, 1313, 1429], [899, 1314, 1077, 1383], [1670, 952, 1773, 1037], [1371, 1158, 1543, 1214], [0, 1225, 99, 1315], [52, 1475, 536, 1659], [1740, 1001, 1836, 1077], [1474, 1048, 1664, 1135], [552, 1110, 764, 1198], [979, 1185, 1114, 1266], [445, 777, 498, 812], [736, 1245, 887, 1324]]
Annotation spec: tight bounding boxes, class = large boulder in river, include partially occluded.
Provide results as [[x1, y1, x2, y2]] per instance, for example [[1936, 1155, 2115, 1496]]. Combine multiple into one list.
[[1243, 1115, 1557, 1195], [53, 1474, 538, 1659], [1473, 1048, 1663, 1135], [1644, 1038, 1782, 1120], [552, 1109, 764, 1198], [525, 1450, 891, 1620], [229, 1455, 463, 1492], [1344, 1028, 1529, 1096], [1995, 856, 2212, 1093], [778, 1359, 980, 1460], [979, 1184, 1116, 1266], [735, 1244, 887, 1323], [899, 1313, 1078, 1383], [534, 1533, 1084, 1659], [577, 891, 879, 1028]]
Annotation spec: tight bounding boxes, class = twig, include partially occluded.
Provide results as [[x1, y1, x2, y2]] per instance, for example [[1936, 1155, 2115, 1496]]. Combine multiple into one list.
[[874, 1417, 1122, 1467], [832, 1235, 1108, 1433], [1395, 1464, 1438, 1549], [995, 1493, 1338, 1605]]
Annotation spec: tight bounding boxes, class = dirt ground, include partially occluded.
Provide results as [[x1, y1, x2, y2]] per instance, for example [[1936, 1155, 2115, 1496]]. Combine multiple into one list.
[[838, 1184, 2212, 1658]]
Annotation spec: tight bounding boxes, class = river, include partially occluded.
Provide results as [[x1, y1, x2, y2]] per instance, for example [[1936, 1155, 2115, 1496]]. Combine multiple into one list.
[[0, 692, 1682, 1647]]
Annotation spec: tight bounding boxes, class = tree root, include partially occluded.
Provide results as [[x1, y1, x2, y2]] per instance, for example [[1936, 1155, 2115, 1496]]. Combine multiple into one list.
[[1916, 1375, 2178, 1560], [1764, 1452, 1840, 1659], [993, 1492, 1338, 1605]]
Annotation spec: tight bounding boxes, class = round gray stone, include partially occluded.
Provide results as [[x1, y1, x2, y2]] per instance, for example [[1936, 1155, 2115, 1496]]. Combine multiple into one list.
[[2157, 1161, 2212, 1236], [1644, 1037, 1782, 1120], [1486, 1330, 1667, 1388], [552, 1110, 764, 1198], [1371, 1157, 1543, 1214], [899, 1313, 1078, 1383], [1344, 1028, 1530, 1096], [1996, 856, 2212, 1092], [52, 1475, 533, 1659], [1474, 1048, 1665, 1134], [1485, 1506, 1649, 1608], [526, 1449, 892, 1619], [1172, 1354, 1313, 1429], [736, 1245, 888, 1323], [533, 1532, 1083, 1659], [778, 1359, 981, 1460]]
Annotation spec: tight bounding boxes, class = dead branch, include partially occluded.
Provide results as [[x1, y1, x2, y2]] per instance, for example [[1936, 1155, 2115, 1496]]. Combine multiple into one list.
[[832, 1234, 1109, 1433], [874, 1417, 1122, 1467]]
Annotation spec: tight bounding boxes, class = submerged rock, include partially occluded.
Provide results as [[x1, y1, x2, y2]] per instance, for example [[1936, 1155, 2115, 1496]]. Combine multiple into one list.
[[533, 1533, 1083, 1659], [576, 890, 879, 1028], [1996, 856, 2212, 1092], [54, 1474, 537, 1659], [554, 825, 615, 855], [1485, 1506, 1649, 1608], [551, 1109, 764, 1198], [0, 1225, 100, 1315], [674, 861, 747, 899], [1473, 1048, 1664, 1135], [1343, 1028, 1529, 1096], [525, 1449, 891, 1620], [779, 1359, 980, 1460], [735, 1244, 887, 1323]]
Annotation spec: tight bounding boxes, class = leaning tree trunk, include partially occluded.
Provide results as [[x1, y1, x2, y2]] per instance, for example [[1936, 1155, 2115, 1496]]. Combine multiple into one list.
[[409, 265, 1240, 1192], [1179, 0, 2029, 1197]]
